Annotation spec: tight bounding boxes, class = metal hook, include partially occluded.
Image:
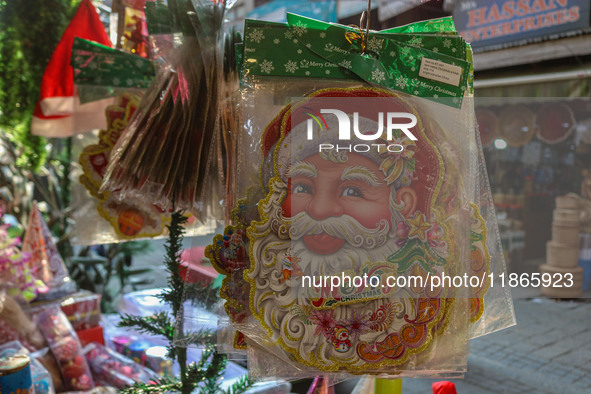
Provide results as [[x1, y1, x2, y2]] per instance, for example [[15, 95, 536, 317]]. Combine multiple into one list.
[[345, 0, 372, 55], [359, 11, 367, 53], [364, 0, 372, 54], [360, 11, 366, 31]]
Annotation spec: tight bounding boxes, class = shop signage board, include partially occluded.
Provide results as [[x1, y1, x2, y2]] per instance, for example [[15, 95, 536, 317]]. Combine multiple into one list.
[[453, 0, 591, 49]]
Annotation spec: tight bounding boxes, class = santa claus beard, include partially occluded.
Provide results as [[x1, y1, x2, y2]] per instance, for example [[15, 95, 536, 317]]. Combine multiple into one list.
[[286, 210, 400, 275], [247, 179, 416, 367], [288, 211, 391, 248], [249, 178, 404, 297]]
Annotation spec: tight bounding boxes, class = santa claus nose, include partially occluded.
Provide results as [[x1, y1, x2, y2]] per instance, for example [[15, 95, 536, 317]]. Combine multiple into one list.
[[308, 193, 344, 220]]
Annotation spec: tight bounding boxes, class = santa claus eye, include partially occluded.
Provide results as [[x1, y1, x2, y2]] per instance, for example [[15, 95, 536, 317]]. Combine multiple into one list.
[[293, 183, 312, 194], [341, 186, 363, 198]]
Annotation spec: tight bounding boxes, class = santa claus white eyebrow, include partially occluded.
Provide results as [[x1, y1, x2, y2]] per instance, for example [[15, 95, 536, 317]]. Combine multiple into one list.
[[341, 166, 382, 187], [288, 161, 318, 178]]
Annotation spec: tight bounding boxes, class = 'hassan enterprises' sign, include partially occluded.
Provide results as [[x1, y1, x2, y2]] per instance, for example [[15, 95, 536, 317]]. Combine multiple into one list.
[[453, 0, 591, 49]]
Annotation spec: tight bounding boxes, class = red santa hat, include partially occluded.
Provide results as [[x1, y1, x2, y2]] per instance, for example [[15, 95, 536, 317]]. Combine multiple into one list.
[[31, 0, 113, 137]]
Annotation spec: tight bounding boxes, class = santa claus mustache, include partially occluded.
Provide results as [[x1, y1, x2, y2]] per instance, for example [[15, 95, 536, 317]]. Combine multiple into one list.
[[285, 211, 391, 249]]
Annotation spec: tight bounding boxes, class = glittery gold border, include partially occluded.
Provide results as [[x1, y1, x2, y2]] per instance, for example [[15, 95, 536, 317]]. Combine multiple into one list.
[[243, 87, 459, 371], [468, 202, 491, 323]]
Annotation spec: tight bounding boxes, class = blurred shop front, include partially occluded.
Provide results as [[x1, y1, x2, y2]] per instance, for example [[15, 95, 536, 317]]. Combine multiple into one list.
[[452, 0, 591, 273]]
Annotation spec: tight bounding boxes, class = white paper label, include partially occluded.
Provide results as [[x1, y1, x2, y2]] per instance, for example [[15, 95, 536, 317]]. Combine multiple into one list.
[[419, 58, 463, 87]]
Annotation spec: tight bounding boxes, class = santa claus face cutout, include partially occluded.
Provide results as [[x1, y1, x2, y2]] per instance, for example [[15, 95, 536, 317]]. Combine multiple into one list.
[[238, 88, 491, 371], [283, 152, 394, 256]]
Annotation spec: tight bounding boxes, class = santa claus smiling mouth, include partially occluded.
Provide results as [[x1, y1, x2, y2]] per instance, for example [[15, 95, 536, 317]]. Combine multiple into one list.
[[303, 233, 346, 255]]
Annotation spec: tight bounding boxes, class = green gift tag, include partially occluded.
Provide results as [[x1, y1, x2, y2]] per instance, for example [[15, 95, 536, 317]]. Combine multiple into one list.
[[243, 19, 352, 80], [375, 33, 467, 59], [286, 14, 467, 65], [72, 38, 155, 89], [368, 14, 474, 94]]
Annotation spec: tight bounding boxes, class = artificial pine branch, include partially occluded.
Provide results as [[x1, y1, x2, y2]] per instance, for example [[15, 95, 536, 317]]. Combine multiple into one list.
[[184, 361, 209, 385], [119, 379, 183, 394], [119, 312, 175, 341], [225, 376, 255, 394], [117, 211, 192, 393], [204, 350, 227, 382], [163, 211, 192, 394], [182, 281, 220, 310], [159, 211, 188, 314], [117, 211, 255, 393]]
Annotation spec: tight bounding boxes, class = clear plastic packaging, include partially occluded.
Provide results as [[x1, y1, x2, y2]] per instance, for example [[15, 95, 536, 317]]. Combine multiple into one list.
[[31, 305, 95, 391], [468, 109, 516, 337], [176, 188, 263, 351], [0, 221, 48, 303], [60, 292, 102, 332], [181, 14, 515, 380], [70, 92, 218, 245], [0, 295, 47, 351], [101, 0, 234, 214], [22, 203, 76, 299], [82, 342, 160, 388], [238, 89, 474, 379], [0, 340, 55, 394], [0, 295, 65, 391]]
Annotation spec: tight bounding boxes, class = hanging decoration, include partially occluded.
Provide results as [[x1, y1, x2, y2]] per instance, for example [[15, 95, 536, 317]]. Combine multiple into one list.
[[78, 93, 171, 240], [177, 13, 515, 379], [101, 0, 233, 213], [31, 0, 113, 137]]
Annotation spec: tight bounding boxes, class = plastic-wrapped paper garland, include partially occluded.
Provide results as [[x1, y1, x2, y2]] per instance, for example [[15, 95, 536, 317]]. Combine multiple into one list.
[[101, 0, 233, 214]]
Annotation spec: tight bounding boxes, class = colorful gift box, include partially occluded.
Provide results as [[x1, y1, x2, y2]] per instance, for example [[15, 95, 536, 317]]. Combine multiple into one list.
[[60, 292, 102, 331], [76, 325, 105, 347]]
